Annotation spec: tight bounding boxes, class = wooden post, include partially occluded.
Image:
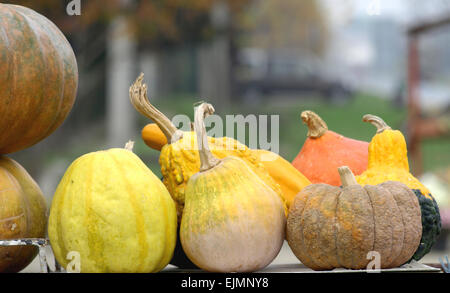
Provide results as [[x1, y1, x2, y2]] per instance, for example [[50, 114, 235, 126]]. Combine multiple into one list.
[[407, 35, 423, 175]]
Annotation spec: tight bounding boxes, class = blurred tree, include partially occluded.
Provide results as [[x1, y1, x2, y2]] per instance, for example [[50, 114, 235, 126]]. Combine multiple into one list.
[[6, 0, 251, 46], [3, 0, 253, 151], [240, 0, 329, 55]]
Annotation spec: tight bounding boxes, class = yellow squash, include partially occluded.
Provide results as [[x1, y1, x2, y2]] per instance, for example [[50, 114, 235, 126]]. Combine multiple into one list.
[[356, 114, 431, 195], [180, 103, 285, 272], [129, 74, 310, 220], [355, 114, 441, 261], [48, 143, 177, 273]]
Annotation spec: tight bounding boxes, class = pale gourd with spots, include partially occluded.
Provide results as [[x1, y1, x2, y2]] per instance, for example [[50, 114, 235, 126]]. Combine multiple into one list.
[[179, 104, 286, 272]]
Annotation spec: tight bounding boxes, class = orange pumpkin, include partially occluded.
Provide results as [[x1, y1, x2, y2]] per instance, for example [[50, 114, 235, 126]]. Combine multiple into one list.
[[0, 4, 78, 154], [292, 111, 369, 186]]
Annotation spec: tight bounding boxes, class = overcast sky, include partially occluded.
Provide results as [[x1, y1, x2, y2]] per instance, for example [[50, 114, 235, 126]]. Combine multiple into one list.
[[320, 0, 450, 28]]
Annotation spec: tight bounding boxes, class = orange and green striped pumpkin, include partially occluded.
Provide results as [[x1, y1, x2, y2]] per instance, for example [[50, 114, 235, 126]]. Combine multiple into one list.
[[0, 4, 78, 154]]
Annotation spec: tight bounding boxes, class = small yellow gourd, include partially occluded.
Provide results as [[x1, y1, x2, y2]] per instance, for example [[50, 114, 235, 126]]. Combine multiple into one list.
[[356, 114, 441, 261], [48, 142, 177, 273], [180, 103, 285, 272]]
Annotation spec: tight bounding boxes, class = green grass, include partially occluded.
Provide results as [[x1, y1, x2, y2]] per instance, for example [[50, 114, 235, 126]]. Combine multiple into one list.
[[39, 92, 448, 180]]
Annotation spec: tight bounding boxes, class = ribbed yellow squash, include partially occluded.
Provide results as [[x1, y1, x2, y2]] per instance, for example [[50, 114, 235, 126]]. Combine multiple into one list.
[[0, 156, 47, 272], [48, 145, 177, 273]]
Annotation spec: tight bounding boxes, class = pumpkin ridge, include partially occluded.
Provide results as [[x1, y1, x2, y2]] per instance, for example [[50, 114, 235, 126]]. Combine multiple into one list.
[[317, 186, 340, 269], [129, 155, 170, 272], [381, 183, 421, 267], [0, 19, 14, 133], [364, 185, 395, 268], [34, 19, 71, 142], [0, 10, 20, 143], [17, 5, 70, 145], [153, 179, 170, 272], [349, 185, 375, 269], [84, 155, 106, 272], [333, 188, 342, 268], [1, 170, 29, 270], [288, 187, 315, 268], [313, 185, 334, 269], [3, 8, 50, 149], [391, 186, 423, 262], [299, 185, 324, 269], [109, 152, 149, 272], [383, 187, 406, 267], [361, 186, 377, 261], [9, 8, 50, 145]]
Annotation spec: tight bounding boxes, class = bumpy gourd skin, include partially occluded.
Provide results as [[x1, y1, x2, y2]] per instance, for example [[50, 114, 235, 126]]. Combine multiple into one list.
[[180, 156, 286, 272], [160, 132, 287, 220], [48, 148, 177, 273], [412, 189, 441, 261], [356, 116, 441, 261]]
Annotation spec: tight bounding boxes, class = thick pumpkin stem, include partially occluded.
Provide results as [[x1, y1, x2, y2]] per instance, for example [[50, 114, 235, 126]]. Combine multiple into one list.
[[194, 103, 221, 172], [363, 114, 392, 133], [301, 111, 328, 138], [338, 166, 358, 187], [129, 73, 183, 143]]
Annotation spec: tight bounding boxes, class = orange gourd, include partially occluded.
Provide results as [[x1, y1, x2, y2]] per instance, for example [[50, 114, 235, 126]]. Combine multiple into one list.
[[142, 123, 167, 151], [292, 111, 369, 186]]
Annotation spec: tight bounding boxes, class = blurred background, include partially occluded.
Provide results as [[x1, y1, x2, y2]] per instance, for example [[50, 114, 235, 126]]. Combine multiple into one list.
[[3, 0, 450, 269]]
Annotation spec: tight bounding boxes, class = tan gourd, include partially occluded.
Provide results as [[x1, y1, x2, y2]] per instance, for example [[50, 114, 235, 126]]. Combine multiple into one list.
[[287, 166, 422, 270], [180, 103, 285, 272]]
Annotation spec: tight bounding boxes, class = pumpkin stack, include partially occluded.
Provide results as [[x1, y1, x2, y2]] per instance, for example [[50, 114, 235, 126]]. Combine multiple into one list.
[[0, 4, 78, 272]]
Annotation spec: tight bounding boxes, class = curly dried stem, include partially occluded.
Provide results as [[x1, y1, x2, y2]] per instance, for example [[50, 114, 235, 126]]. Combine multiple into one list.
[[194, 103, 221, 172], [363, 114, 392, 134], [129, 73, 182, 143], [301, 110, 328, 138]]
